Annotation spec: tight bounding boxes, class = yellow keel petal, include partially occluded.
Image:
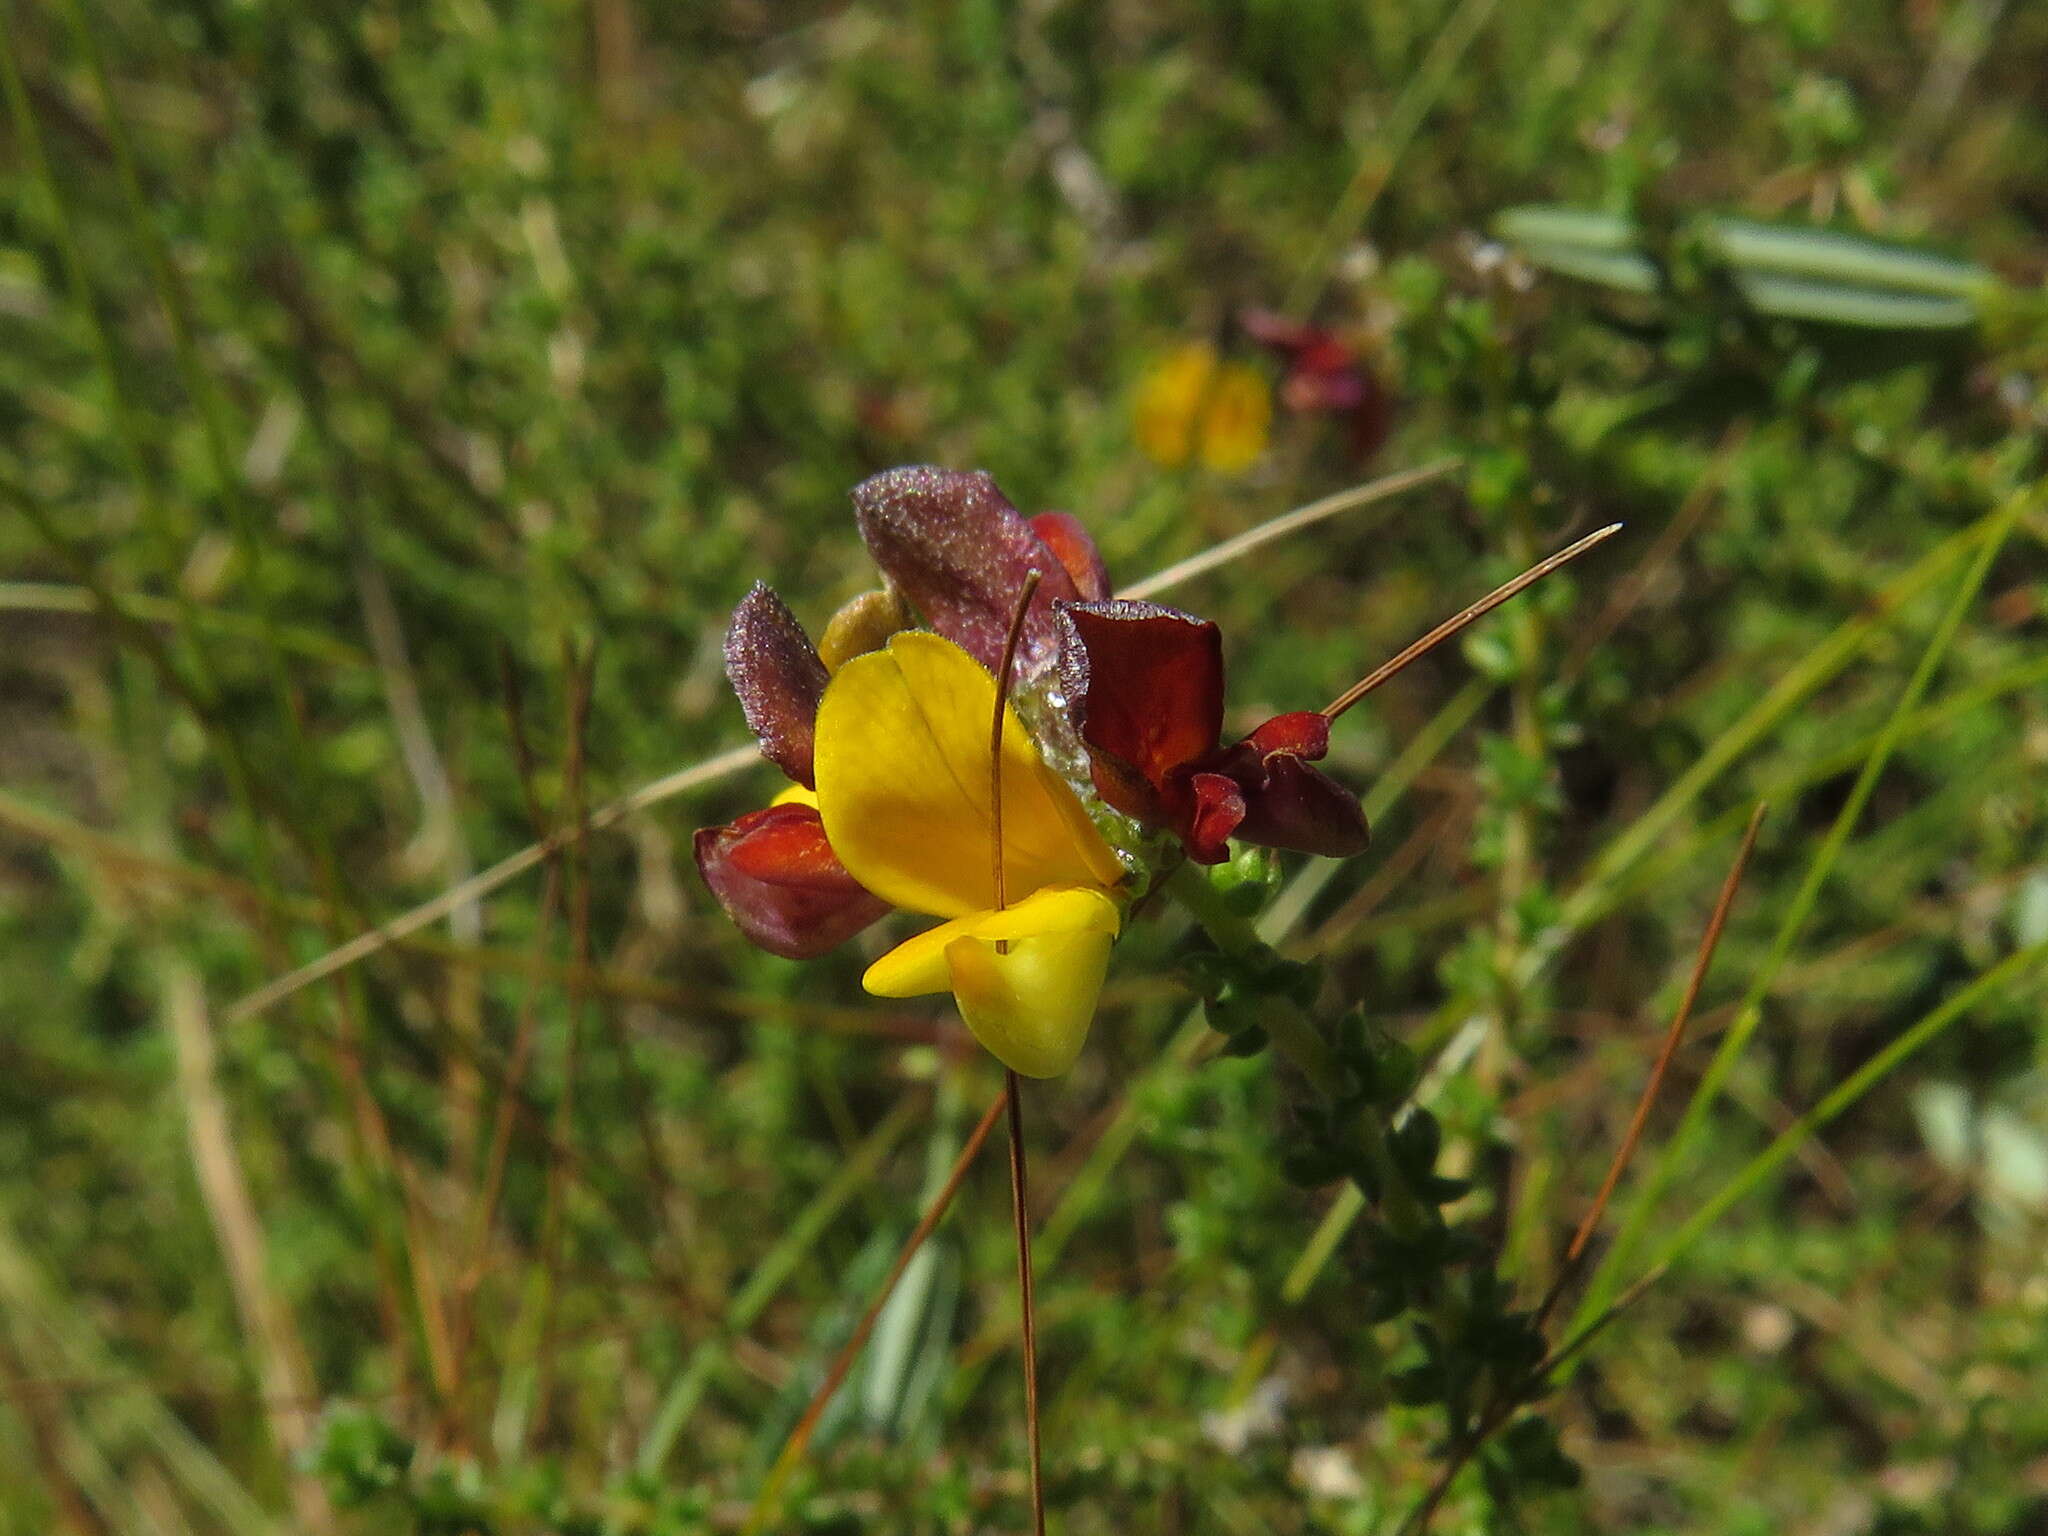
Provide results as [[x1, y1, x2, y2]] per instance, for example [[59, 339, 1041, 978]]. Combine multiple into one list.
[[944, 926, 1112, 1078], [860, 886, 1121, 1076]]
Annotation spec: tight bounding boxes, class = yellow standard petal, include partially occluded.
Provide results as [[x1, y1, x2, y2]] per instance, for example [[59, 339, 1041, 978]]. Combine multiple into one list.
[[814, 631, 1124, 918], [862, 886, 1121, 1078]]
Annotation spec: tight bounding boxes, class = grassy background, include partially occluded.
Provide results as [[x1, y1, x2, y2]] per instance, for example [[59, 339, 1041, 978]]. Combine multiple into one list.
[[3, 0, 2047, 1530]]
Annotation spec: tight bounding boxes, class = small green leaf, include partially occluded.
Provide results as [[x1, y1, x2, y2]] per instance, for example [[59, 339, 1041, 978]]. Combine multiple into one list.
[[1734, 271, 1977, 329], [1703, 216, 1989, 297]]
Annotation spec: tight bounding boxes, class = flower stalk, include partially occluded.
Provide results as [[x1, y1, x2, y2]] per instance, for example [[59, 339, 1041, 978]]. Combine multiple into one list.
[[1167, 861, 1434, 1242]]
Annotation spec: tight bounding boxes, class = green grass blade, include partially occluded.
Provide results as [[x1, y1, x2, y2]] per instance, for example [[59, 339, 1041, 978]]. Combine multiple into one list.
[[1733, 271, 1977, 329], [1704, 216, 1991, 298], [1544, 509, 1993, 967], [1569, 486, 2033, 1339], [635, 1094, 922, 1475], [1642, 938, 2048, 1279]]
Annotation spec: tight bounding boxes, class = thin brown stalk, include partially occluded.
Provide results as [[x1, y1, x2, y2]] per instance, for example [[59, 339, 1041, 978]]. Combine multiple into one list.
[[1397, 809, 1765, 1536], [1397, 1266, 1662, 1536], [744, 1090, 1009, 1531], [1006, 1071, 1048, 1536], [223, 743, 762, 1023], [1534, 801, 1767, 1328], [1322, 524, 1624, 720], [989, 572, 1049, 1533], [314, 919, 426, 1416], [398, 1163, 461, 1429], [989, 570, 1044, 936]]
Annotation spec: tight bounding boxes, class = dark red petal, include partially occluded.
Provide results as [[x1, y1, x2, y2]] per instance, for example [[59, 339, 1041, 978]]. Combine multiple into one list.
[[1281, 366, 1370, 415], [1348, 367, 1394, 463], [1029, 512, 1112, 601], [1295, 335, 1359, 377], [850, 466, 1079, 676], [1234, 755, 1370, 859], [1056, 599, 1225, 825], [1184, 771, 1248, 865], [724, 583, 828, 787], [1245, 710, 1332, 760], [694, 804, 890, 960]]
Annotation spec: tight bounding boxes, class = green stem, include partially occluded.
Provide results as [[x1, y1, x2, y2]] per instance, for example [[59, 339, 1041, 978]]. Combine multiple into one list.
[[1166, 863, 1341, 1093], [1166, 863, 1428, 1241]]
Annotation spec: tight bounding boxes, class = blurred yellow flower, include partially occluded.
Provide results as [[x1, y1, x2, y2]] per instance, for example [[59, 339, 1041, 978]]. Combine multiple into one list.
[[1133, 342, 1272, 473]]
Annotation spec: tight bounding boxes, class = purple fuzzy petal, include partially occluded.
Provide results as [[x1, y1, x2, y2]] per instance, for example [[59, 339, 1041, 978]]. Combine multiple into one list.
[[850, 466, 1079, 676], [724, 582, 829, 787]]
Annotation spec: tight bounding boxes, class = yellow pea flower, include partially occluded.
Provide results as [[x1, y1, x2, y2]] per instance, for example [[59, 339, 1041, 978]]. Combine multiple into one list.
[[813, 631, 1126, 1077], [1133, 342, 1272, 474]]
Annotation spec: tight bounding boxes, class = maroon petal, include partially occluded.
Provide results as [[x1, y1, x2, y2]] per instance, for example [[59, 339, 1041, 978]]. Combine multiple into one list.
[[725, 583, 828, 787], [1029, 512, 1111, 601], [1056, 599, 1225, 825], [1347, 368, 1394, 463], [1281, 366, 1370, 415], [850, 466, 1079, 676], [1183, 771, 1247, 865], [694, 803, 890, 960], [1246, 710, 1332, 759], [1239, 308, 1391, 462], [1234, 756, 1370, 858]]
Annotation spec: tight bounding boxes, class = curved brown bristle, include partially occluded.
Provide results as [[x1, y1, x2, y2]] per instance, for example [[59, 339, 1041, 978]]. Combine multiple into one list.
[[1322, 523, 1624, 721]]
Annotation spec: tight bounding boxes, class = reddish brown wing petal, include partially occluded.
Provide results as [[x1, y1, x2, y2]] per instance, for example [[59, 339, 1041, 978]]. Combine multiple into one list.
[[1055, 599, 1226, 827], [694, 804, 890, 960], [850, 466, 1079, 676], [724, 583, 829, 787], [1029, 512, 1111, 601], [1183, 770, 1248, 865], [1234, 754, 1370, 859], [1245, 710, 1332, 759]]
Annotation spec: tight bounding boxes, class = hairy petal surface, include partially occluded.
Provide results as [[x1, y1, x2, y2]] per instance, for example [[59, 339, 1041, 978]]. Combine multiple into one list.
[[862, 885, 1121, 1077], [694, 803, 889, 959], [1056, 599, 1225, 825], [850, 466, 1079, 677], [724, 582, 829, 786], [814, 632, 1123, 918]]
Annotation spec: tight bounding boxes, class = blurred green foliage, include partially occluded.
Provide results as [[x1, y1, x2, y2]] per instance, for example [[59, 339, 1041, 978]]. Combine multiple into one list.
[[2, 0, 2047, 1530]]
